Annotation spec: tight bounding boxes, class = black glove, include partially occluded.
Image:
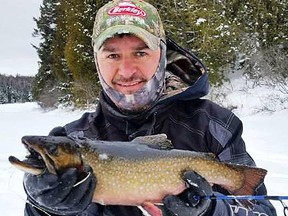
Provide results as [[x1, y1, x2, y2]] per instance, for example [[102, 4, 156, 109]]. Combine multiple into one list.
[[163, 171, 214, 216], [49, 126, 68, 136], [24, 165, 96, 215]]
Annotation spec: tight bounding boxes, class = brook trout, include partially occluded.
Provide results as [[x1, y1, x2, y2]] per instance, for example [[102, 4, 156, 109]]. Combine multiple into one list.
[[9, 134, 267, 207]]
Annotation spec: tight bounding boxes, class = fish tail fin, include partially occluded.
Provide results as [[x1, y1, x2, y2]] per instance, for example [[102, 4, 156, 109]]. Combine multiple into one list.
[[233, 166, 267, 196], [226, 165, 267, 208]]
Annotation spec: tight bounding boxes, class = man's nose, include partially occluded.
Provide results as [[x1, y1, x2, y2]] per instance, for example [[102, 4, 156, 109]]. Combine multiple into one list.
[[118, 57, 137, 78]]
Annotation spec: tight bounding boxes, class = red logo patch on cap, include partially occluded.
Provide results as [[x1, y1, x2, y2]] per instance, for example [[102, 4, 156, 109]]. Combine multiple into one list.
[[108, 1, 146, 17]]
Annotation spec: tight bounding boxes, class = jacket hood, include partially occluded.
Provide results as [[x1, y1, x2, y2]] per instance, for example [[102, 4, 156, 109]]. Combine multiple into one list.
[[158, 36, 209, 104]]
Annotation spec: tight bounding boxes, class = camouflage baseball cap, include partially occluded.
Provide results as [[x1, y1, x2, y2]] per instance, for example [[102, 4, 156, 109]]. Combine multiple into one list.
[[92, 0, 165, 51]]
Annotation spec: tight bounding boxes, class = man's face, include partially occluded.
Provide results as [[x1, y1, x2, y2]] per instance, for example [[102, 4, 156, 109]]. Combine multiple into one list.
[[96, 34, 161, 95]]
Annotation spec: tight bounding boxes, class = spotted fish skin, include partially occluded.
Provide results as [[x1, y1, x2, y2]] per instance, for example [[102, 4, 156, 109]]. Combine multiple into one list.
[[9, 134, 267, 206]]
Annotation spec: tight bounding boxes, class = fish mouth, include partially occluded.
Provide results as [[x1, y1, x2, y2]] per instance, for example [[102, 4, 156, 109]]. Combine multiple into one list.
[[9, 136, 83, 175], [8, 139, 48, 175]]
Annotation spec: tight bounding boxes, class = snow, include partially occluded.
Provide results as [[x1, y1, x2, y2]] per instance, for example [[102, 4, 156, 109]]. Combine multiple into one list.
[[196, 18, 207, 25], [1, 81, 288, 214]]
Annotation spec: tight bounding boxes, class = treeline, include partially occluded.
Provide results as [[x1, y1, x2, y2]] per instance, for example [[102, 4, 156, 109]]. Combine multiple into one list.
[[32, 0, 288, 107], [0, 74, 34, 104]]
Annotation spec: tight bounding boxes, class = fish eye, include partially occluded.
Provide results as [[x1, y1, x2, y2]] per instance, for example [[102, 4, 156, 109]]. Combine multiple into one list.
[[47, 144, 58, 155]]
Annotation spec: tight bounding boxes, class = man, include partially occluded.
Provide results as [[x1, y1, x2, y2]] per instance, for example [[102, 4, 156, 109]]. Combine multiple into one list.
[[24, 0, 276, 215]]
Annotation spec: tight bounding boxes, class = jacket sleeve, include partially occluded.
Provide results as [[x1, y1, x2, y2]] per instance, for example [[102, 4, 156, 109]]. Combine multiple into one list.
[[24, 202, 101, 216], [207, 111, 277, 216]]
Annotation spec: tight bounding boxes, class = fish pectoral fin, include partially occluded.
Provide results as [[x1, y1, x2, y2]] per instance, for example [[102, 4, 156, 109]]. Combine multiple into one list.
[[140, 202, 163, 216], [132, 134, 174, 150]]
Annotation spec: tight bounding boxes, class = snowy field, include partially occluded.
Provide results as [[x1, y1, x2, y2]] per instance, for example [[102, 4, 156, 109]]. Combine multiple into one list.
[[1, 95, 288, 215]]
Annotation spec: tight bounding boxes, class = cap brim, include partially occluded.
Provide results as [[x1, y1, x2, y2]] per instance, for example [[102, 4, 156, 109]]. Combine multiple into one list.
[[93, 25, 160, 51]]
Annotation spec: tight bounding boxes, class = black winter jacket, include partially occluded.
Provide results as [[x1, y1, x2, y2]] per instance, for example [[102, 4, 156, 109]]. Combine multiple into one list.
[[25, 37, 276, 216]]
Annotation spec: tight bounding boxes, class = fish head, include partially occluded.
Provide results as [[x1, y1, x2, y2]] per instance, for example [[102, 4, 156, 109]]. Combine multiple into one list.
[[9, 136, 83, 175]]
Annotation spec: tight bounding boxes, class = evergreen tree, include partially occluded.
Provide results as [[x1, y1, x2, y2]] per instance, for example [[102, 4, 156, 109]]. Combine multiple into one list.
[[52, 1, 71, 82], [32, 0, 59, 105], [223, 0, 288, 79], [0, 74, 33, 104], [63, 0, 101, 105], [148, 0, 241, 84], [224, 0, 288, 52]]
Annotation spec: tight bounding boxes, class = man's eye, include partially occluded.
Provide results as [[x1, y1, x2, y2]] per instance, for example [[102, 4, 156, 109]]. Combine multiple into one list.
[[136, 51, 147, 57], [107, 54, 119, 59]]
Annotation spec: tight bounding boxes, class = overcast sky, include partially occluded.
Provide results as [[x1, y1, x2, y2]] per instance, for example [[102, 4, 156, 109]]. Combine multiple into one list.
[[0, 0, 41, 77]]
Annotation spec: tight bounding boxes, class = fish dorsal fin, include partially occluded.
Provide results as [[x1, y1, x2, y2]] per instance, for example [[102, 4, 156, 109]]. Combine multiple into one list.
[[132, 134, 174, 150]]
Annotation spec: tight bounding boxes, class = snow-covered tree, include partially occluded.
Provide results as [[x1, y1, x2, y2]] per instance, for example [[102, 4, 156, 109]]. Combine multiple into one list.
[[32, 0, 59, 105]]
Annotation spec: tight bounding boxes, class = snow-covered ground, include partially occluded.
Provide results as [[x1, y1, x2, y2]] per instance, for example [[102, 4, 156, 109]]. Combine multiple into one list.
[[1, 78, 288, 215]]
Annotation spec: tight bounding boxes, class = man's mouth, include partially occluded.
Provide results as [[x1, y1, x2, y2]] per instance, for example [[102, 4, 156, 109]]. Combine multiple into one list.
[[117, 80, 143, 87], [114, 80, 146, 94]]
